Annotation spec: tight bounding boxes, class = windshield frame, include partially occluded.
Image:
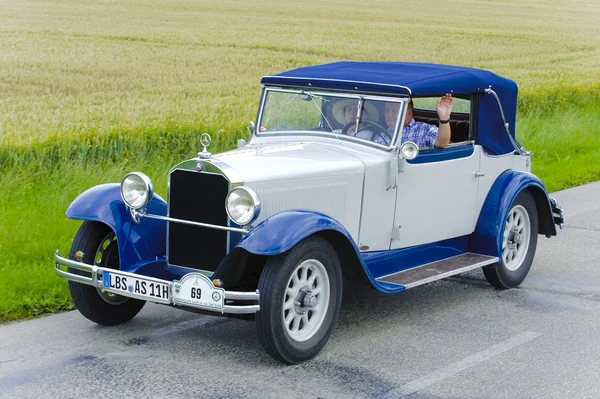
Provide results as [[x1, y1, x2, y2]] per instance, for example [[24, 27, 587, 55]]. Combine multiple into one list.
[[255, 86, 409, 151]]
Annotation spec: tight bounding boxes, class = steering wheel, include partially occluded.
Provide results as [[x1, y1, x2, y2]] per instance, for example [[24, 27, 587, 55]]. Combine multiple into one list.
[[341, 120, 390, 143]]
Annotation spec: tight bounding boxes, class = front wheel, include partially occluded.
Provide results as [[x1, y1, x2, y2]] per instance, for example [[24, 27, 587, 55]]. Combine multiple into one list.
[[483, 191, 538, 288], [68, 221, 145, 325], [255, 237, 342, 364]]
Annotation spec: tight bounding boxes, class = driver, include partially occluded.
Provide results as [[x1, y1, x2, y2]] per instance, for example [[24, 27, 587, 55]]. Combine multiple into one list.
[[331, 99, 379, 136]]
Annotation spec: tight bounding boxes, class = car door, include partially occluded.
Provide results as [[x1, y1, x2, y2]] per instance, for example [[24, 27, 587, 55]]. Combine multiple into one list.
[[390, 145, 481, 249]]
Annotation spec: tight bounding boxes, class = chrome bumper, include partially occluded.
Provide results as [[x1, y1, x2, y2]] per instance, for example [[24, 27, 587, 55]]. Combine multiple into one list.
[[54, 251, 260, 314], [550, 197, 565, 229]]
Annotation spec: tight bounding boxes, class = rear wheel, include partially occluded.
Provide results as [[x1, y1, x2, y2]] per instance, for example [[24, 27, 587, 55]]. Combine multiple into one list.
[[255, 237, 342, 364], [68, 221, 145, 325], [483, 191, 538, 288]]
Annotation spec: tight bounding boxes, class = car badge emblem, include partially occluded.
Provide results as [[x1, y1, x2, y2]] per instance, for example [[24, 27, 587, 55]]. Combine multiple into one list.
[[198, 133, 212, 159]]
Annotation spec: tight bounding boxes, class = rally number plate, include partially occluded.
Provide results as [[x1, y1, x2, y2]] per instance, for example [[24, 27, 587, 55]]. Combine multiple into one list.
[[172, 273, 225, 311], [103, 271, 171, 304]]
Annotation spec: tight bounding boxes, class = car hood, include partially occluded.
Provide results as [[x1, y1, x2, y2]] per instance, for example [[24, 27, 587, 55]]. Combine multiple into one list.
[[213, 142, 364, 183]]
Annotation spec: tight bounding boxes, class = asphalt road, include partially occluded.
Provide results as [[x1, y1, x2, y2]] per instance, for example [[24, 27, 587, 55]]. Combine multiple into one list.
[[1, 182, 599, 399]]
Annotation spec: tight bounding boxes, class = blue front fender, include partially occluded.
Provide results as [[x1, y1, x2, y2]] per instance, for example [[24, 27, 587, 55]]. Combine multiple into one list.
[[233, 210, 401, 293], [66, 183, 167, 271], [235, 210, 355, 256], [469, 170, 556, 257]]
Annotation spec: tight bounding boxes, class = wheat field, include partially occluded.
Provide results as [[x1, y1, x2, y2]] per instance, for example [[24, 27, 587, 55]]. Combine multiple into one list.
[[1, 0, 599, 146]]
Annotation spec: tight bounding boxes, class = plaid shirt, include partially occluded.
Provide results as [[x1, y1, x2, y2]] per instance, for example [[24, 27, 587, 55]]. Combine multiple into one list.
[[358, 118, 439, 148], [399, 119, 439, 148]]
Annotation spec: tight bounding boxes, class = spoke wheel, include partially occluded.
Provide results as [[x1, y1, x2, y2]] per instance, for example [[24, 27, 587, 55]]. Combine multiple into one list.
[[484, 191, 538, 289], [283, 259, 330, 342], [501, 205, 531, 271], [68, 221, 145, 325], [256, 237, 342, 364]]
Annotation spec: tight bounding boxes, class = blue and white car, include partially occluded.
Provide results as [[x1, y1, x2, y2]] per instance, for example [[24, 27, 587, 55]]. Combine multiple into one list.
[[54, 62, 564, 364]]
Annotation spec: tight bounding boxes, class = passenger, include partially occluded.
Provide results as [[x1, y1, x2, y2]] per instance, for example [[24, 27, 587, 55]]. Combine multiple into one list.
[[332, 99, 379, 136], [378, 94, 453, 148]]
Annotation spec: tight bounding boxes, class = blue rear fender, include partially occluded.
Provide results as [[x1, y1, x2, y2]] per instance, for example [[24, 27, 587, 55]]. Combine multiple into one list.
[[469, 170, 556, 257], [66, 183, 167, 271]]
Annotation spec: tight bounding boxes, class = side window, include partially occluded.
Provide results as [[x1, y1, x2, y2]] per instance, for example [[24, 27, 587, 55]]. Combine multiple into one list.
[[412, 97, 471, 144], [412, 97, 470, 113]]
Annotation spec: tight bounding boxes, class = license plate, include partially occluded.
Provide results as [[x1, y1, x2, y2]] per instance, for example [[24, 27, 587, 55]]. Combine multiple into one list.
[[103, 271, 171, 304], [172, 273, 225, 312]]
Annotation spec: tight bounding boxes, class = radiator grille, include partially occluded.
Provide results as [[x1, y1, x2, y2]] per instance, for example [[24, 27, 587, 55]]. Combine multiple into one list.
[[168, 169, 229, 271]]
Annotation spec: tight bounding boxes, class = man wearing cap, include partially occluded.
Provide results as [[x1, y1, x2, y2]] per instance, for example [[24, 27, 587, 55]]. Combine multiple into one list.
[[381, 94, 453, 148]]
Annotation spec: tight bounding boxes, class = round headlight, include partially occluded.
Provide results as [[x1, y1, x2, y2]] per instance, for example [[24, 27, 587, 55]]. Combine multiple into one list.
[[225, 186, 261, 226], [121, 172, 153, 210], [401, 141, 419, 160]]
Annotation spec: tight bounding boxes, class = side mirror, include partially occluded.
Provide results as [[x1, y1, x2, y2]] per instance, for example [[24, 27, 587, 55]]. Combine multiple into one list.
[[247, 121, 255, 134], [400, 141, 419, 160]]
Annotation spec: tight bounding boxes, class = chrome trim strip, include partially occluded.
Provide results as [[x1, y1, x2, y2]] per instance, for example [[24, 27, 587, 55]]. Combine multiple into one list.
[[255, 87, 267, 141], [392, 99, 408, 147], [170, 159, 244, 186], [55, 251, 260, 314], [262, 76, 413, 95], [135, 210, 249, 234]]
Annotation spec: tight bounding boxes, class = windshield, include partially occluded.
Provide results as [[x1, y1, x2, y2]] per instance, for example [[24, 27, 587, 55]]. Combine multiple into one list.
[[258, 89, 406, 148]]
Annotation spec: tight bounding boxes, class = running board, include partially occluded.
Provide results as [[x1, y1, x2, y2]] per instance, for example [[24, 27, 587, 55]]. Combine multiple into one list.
[[377, 253, 498, 289]]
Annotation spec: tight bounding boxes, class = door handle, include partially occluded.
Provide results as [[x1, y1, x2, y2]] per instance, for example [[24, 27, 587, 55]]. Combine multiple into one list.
[[474, 171, 485, 177]]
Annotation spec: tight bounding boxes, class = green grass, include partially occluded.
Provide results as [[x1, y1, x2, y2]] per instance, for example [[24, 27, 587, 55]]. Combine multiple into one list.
[[519, 104, 600, 191], [0, 159, 174, 322], [1, 0, 600, 322], [1, 106, 598, 322]]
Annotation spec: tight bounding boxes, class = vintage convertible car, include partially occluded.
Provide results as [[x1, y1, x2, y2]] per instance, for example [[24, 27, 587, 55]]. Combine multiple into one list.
[[54, 62, 564, 363]]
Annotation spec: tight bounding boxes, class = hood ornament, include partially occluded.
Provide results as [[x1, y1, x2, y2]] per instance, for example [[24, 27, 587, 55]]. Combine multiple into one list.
[[198, 133, 212, 159]]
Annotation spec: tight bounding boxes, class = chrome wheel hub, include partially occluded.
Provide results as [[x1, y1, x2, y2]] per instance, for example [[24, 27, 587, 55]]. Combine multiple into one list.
[[294, 286, 318, 315], [507, 227, 524, 250]]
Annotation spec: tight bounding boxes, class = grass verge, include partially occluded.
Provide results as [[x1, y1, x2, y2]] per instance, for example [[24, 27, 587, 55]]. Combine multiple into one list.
[[1, 104, 599, 323]]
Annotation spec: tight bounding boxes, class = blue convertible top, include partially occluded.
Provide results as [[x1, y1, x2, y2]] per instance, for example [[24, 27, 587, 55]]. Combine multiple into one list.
[[261, 62, 519, 155], [261, 61, 517, 97]]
